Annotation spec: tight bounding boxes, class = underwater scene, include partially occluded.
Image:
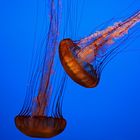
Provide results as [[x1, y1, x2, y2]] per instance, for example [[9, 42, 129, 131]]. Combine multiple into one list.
[[0, 0, 140, 140]]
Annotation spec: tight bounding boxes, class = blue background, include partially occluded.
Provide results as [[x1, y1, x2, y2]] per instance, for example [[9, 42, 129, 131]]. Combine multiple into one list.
[[0, 0, 140, 140]]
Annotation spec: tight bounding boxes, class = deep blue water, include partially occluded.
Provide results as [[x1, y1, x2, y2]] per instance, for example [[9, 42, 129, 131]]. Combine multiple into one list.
[[0, 0, 140, 140]]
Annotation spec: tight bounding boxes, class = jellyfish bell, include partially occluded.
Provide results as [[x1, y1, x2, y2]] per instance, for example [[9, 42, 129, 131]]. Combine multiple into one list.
[[59, 11, 140, 88], [15, 116, 66, 138], [59, 38, 98, 88], [15, 90, 67, 138]]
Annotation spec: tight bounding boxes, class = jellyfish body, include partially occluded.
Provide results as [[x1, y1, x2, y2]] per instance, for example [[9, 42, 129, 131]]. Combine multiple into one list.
[[15, 0, 67, 138], [59, 39, 98, 88], [15, 87, 67, 138], [59, 11, 140, 88], [15, 116, 66, 138], [15, 74, 67, 138]]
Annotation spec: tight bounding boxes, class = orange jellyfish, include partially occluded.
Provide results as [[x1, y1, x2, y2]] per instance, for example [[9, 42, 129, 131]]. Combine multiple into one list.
[[59, 10, 140, 88], [15, 0, 67, 138]]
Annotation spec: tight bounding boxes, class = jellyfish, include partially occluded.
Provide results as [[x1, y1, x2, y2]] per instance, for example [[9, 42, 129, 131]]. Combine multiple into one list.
[[15, 0, 67, 138], [59, 10, 140, 88]]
